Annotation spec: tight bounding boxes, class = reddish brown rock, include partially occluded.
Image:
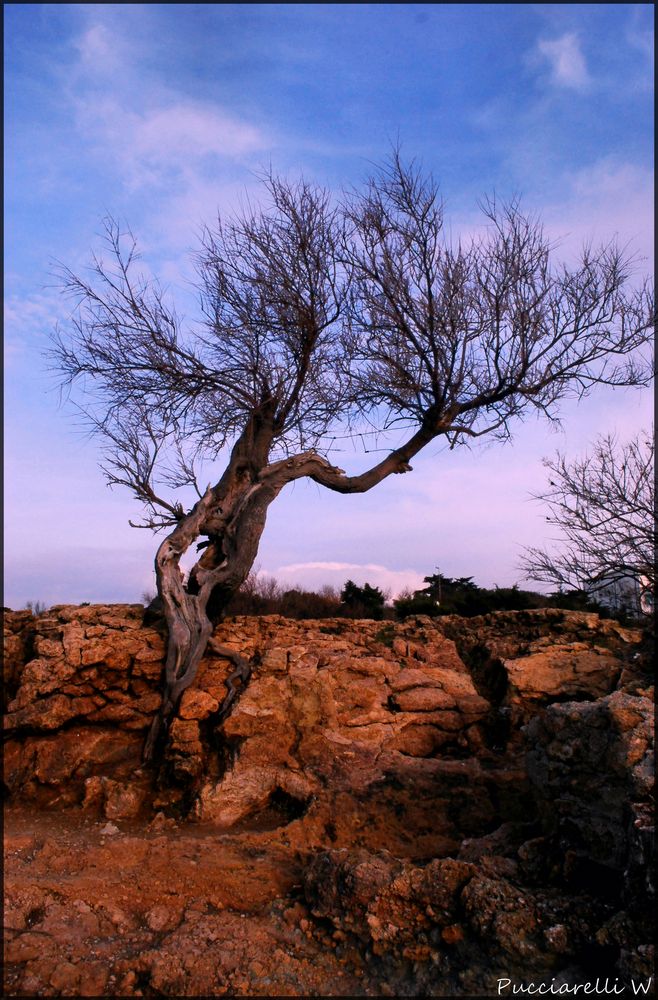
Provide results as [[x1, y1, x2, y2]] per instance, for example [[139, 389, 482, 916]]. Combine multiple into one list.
[[3, 610, 35, 707], [504, 643, 626, 719], [3, 605, 646, 850], [82, 776, 148, 819], [178, 688, 220, 720]]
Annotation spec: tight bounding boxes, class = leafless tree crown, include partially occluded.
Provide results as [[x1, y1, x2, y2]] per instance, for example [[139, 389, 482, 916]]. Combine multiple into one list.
[[520, 430, 655, 603], [53, 155, 654, 530]]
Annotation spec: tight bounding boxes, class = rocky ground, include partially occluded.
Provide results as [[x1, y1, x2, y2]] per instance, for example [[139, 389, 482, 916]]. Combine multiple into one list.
[[3, 605, 655, 996]]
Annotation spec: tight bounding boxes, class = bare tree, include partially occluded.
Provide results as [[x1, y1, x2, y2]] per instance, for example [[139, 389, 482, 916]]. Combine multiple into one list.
[[520, 430, 655, 614], [51, 154, 654, 759]]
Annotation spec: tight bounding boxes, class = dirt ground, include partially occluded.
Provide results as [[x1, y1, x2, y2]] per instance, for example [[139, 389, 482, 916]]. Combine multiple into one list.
[[3, 802, 384, 997]]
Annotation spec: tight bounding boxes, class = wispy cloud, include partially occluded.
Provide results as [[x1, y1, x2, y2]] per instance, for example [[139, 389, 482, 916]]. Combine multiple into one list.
[[535, 33, 590, 91], [73, 95, 270, 191], [66, 14, 273, 225], [73, 22, 125, 74], [63, 17, 277, 272], [542, 158, 654, 267], [3, 288, 71, 368]]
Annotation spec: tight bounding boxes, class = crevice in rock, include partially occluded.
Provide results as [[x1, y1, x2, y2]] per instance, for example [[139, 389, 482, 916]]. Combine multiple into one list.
[[545, 689, 601, 705], [581, 941, 622, 979], [2, 717, 151, 745], [25, 904, 46, 928], [134, 969, 160, 997], [386, 694, 402, 713], [442, 636, 518, 753], [234, 787, 313, 833], [563, 856, 625, 901], [485, 706, 513, 752], [212, 734, 247, 780], [455, 641, 508, 707], [324, 820, 338, 842]]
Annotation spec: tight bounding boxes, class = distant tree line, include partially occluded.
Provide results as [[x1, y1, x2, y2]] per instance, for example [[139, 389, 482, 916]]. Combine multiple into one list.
[[392, 572, 617, 619], [185, 570, 620, 622], [223, 574, 390, 620]]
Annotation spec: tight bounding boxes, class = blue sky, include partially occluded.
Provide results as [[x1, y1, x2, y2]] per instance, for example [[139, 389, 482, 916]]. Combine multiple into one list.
[[4, 4, 654, 608]]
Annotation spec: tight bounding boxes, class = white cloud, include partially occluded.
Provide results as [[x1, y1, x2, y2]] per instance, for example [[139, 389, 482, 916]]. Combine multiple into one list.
[[64, 19, 275, 256], [535, 33, 590, 91], [272, 561, 426, 599], [132, 102, 266, 169], [3, 288, 72, 368]]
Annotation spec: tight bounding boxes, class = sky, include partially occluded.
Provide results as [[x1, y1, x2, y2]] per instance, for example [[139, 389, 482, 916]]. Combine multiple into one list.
[[4, 3, 654, 609]]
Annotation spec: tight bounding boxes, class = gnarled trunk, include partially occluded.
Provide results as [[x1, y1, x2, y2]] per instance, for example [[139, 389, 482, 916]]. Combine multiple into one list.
[[142, 416, 279, 761]]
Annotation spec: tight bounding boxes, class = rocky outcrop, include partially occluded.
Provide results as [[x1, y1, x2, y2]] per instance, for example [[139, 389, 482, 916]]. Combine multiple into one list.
[[3, 605, 161, 813], [4, 606, 641, 813], [304, 680, 655, 994], [2, 604, 654, 996]]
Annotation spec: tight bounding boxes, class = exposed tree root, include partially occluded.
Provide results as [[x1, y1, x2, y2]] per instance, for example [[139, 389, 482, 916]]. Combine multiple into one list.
[[208, 640, 254, 724], [142, 638, 255, 766]]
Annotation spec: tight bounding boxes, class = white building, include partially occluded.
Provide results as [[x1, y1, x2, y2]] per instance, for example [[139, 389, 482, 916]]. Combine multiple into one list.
[[588, 574, 653, 618]]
